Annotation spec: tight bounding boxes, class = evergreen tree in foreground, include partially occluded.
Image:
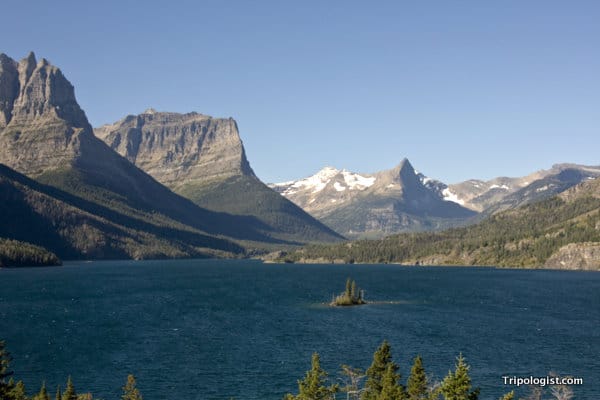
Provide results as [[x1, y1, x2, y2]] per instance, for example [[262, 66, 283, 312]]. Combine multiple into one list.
[[284, 353, 338, 400], [122, 374, 143, 400], [498, 391, 514, 400], [440, 354, 479, 400], [362, 341, 403, 400], [34, 381, 51, 400], [379, 364, 406, 400], [0, 340, 14, 399], [55, 385, 61, 400], [406, 355, 428, 400], [8, 380, 26, 400], [62, 376, 77, 400]]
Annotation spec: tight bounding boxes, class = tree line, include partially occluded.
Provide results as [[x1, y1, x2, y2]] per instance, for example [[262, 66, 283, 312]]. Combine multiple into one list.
[[0, 341, 141, 400], [278, 195, 600, 268], [284, 341, 575, 400]]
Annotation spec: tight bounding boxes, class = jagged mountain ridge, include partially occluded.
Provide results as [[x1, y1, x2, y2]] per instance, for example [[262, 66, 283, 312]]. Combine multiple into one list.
[[271, 160, 600, 238], [272, 158, 477, 238], [95, 110, 343, 243]]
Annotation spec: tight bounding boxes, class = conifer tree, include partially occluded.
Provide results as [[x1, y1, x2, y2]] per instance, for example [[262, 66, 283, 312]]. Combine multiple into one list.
[[55, 386, 61, 400], [406, 355, 427, 400], [362, 341, 400, 400], [440, 354, 479, 400], [379, 364, 406, 400], [8, 380, 26, 400], [0, 340, 14, 399], [285, 353, 337, 400], [122, 375, 143, 400], [346, 278, 352, 298], [34, 381, 51, 400], [498, 391, 514, 400], [62, 376, 77, 400], [351, 280, 358, 300]]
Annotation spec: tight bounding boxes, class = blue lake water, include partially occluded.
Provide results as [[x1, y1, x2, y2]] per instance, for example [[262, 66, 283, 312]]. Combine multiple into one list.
[[0, 260, 598, 399]]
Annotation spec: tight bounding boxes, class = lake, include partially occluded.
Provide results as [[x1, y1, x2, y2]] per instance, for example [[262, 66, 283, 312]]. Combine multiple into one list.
[[0, 260, 598, 399]]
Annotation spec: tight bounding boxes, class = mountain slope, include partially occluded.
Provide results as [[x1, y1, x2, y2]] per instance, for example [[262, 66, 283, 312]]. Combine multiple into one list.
[[442, 163, 600, 213], [0, 163, 243, 259], [0, 52, 309, 257], [281, 178, 600, 269], [95, 110, 343, 244], [272, 159, 477, 238]]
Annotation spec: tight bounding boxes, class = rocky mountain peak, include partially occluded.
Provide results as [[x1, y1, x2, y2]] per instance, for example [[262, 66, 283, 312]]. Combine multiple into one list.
[[0, 53, 100, 176]]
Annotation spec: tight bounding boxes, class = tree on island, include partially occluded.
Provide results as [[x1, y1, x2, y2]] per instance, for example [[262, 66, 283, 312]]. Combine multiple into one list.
[[332, 278, 366, 306]]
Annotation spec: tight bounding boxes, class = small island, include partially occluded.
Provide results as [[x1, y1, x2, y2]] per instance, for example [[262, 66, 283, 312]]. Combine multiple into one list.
[[331, 278, 366, 306]]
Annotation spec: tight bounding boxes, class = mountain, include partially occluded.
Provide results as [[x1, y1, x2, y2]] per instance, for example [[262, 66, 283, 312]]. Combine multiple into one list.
[[0, 52, 333, 261], [440, 163, 600, 213], [95, 110, 343, 244], [279, 177, 600, 270], [271, 161, 600, 237], [271, 159, 477, 238]]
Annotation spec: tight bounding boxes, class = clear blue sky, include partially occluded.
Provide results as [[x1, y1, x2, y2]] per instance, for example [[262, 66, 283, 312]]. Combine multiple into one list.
[[2, 1, 599, 184]]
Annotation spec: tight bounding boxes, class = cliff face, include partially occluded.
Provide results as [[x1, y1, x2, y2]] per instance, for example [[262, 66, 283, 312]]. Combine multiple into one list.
[[544, 242, 600, 270], [0, 52, 95, 176], [95, 110, 254, 189]]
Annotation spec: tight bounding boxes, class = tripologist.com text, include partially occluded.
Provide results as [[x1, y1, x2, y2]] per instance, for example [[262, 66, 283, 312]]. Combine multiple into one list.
[[503, 375, 583, 387]]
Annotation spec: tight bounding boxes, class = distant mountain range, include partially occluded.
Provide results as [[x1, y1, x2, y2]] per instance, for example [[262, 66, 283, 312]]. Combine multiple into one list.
[[276, 177, 600, 270], [0, 52, 340, 263], [271, 161, 600, 238]]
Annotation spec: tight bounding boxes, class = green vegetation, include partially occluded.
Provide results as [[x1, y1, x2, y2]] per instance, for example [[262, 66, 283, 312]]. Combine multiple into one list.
[[279, 182, 600, 268], [331, 278, 366, 306], [0, 164, 245, 261], [285, 341, 524, 400], [284, 353, 338, 400], [0, 340, 142, 400], [0, 339, 579, 399], [0, 238, 61, 268], [177, 175, 344, 245], [121, 375, 142, 400]]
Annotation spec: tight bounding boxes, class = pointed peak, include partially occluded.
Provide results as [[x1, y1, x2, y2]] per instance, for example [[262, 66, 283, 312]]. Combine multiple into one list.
[[0, 53, 13, 63], [143, 108, 157, 115], [397, 157, 412, 169], [20, 51, 37, 66]]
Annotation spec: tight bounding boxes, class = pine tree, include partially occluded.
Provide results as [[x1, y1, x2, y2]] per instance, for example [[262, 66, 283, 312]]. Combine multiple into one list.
[[62, 376, 77, 400], [55, 386, 61, 400], [351, 280, 358, 300], [406, 355, 427, 400], [122, 375, 143, 400], [498, 391, 514, 400], [8, 380, 27, 400], [346, 278, 352, 298], [285, 353, 337, 400], [379, 364, 406, 400], [0, 340, 14, 399], [440, 354, 479, 400], [34, 381, 51, 400], [362, 341, 399, 400]]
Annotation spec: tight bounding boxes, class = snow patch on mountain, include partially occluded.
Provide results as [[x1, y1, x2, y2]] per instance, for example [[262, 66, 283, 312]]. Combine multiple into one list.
[[334, 182, 346, 192], [342, 170, 376, 190], [490, 184, 510, 190], [442, 188, 465, 205]]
